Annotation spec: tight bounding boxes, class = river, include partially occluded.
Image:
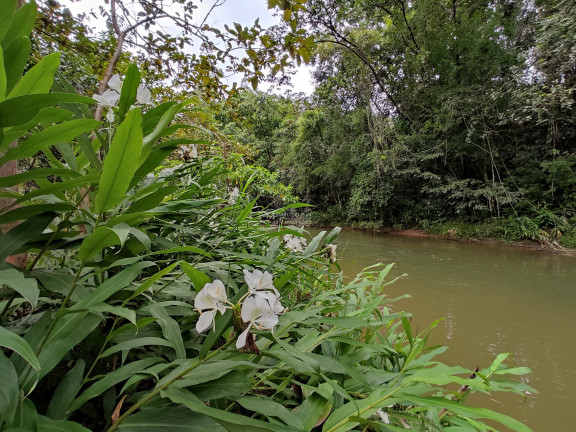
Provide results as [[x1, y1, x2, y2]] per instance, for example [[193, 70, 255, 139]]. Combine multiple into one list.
[[319, 228, 576, 432]]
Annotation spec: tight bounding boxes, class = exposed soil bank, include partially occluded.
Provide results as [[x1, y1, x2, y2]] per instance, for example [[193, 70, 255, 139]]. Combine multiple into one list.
[[307, 224, 576, 257]]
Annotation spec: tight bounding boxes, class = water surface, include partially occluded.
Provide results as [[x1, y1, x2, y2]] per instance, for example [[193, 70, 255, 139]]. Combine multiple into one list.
[[321, 228, 576, 432]]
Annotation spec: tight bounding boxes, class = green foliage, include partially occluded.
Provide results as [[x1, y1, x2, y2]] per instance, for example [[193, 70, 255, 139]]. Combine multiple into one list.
[[241, 0, 576, 240], [0, 4, 534, 432]]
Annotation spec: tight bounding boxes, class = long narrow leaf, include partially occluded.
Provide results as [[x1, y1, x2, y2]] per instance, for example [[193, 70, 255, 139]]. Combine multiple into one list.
[[95, 107, 143, 213]]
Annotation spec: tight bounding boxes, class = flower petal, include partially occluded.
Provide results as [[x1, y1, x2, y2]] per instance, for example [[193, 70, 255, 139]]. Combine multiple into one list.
[[106, 108, 115, 123], [255, 311, 278, 329], [196, 309, 217, 333], [240, 294, 260, 323], [108, 74, 123, 92], [93, 89, 120, 107], [195, 287, 217, 310], [136, 84, 152, 104], [244, 269, 277, 295], [204, 279, 227, 303], [236, 326, 251, 349]]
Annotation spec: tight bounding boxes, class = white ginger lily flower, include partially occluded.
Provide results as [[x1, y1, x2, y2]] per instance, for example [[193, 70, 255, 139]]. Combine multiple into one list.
[[326, 243, 337, 263], [243, 269, 279, 296], [108, 73, 123, 92], [284, 234, 307, 253], [194, 279, 228, 333], [136, 84, 152, 104], [92, 89, 120, 107], [375, 408, 390, 424], [92, 74, 152, 121], [237, 291, 284, 349], [228, 187, 240, 204], [106, 108, 115, 123]]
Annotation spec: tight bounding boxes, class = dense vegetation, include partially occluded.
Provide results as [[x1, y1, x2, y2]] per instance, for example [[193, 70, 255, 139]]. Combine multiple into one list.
[[0, 0, 546, 431], [214, 0, 576, 247]]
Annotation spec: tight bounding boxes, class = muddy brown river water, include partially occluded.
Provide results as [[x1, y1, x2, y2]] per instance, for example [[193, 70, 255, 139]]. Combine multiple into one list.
[[315, 228, 576, 432]]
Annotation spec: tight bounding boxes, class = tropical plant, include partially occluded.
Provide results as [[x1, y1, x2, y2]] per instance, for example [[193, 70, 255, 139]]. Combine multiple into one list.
[[0, 3, 535, 432]]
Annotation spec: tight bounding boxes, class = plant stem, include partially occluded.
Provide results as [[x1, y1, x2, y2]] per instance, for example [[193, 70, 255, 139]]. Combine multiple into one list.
[[26, 187, 93, 271], [106, 335, 236, 432], [20, 264, 85, 387], [0, 292, 16, 316]]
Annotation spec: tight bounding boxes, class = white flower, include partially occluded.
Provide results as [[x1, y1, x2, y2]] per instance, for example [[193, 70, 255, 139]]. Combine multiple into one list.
[[92, 89, 120, 107], [194, 280, 228, 333], [375, 408, 390, 424], [136, 84, 152, 104], [228, 187, 240, 204], [178, 145, 198, 161], [236, 291, 284, 349], [108, 73, 123, 92], [106, 107, 115, 123], [243, 269, 279, 297], [92, 73, 152, 119], [326, 244, 337, 263], [284, 234, 307, 253]]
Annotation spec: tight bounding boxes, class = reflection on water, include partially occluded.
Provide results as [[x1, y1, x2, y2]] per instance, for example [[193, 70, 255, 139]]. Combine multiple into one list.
[[314, 228, 576, 432]]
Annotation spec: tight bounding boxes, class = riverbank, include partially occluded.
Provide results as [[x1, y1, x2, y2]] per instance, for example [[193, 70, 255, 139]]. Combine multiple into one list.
[[300, 221, 576, 257], [390, 227, 576, 256]]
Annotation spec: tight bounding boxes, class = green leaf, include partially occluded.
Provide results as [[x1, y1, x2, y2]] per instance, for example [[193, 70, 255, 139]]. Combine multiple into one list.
[[0, 168, 80, 188], [0, 119, 100, 165], [100, 337, 173, 359], [117, 64, 140, 119], [37, 416, 92, 432], [12, 399, 37, 431], [95, 107, 143, 213], [46, 359, 85, 420], [0, 0, 16, 43], [127, 262, 179, 302], [0, 326, 41, 372], [2, 2, 35, 48], [322, 387, 406, 432], [89, 303, 137, 326], [9, 174, 99, 208], [1, 108, 74, 149], [147, 303, 186, 359], [126, 185, 179, 214], [402, 396, 533, 432], [71, 262, 153, 310], [162, 388, 301, 432], [3, 37, 31, 93], [180, 262, 212, 292], [0, 212, 57, 262], [188, 370, 252, 401], [75, 132, 102, 171], [31, 312, 101, 385], [0, 203, 76, 224], [294, 393, 333, 430], [303, 231, 325, 257], [140, 102, 186, 164], [236, 396, 305, 429], [0, 351, 19, 424], [77, 226, 122, 262], [118, 407, 227, 432], [236, 197, 257, 224], [70, 358, 161, 411], [0, 93, 95, 128], [0, 46, 7, 102], [0, 268, 39, 308], [8, 52, 61, 98]]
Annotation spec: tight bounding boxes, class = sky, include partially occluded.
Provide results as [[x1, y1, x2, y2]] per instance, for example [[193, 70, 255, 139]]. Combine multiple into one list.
[[60, 0, 315, 95]]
